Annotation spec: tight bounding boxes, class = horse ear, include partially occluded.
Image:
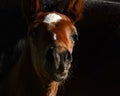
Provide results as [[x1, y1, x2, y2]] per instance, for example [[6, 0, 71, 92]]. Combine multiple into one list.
[[22, 0, 40, 22], [39, 0, 83, 23], [66, 0, 83, 23]]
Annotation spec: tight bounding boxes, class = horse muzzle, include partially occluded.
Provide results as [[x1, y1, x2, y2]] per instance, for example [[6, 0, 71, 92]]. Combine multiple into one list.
[[45, 46, 72, 81]]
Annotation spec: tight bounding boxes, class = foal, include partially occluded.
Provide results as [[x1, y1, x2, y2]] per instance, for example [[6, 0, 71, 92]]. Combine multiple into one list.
[[0, 12, 78, 96]]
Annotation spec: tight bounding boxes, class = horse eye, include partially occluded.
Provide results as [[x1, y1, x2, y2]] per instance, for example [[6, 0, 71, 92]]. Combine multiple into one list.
[[71, 33, 78, 42]]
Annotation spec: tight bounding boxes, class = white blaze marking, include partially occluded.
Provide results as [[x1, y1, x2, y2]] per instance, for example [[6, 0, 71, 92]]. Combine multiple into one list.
[[43, 13, 62, 24], [53, 33, 57, 40]]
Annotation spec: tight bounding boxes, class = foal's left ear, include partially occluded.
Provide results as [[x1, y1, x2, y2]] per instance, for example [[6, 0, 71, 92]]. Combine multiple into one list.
[[22, 0, 40, 22], [65, 0, 83, 23]]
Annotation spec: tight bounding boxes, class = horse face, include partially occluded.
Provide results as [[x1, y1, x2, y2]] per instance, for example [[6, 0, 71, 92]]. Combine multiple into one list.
[[30, 12, 78, 82]]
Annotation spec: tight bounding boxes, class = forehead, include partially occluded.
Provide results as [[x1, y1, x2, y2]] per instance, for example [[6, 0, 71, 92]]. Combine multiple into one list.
[[43, 13, 62, 24], [33, 12, 75, 33], [42, 13, 74, 29], [42, 13, 76, 36]]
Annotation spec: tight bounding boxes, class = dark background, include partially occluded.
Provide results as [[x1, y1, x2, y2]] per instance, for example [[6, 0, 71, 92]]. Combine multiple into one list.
[[62, 0, 120, 96], [0, 0, 27, 52], [0, 0, 120, 96]]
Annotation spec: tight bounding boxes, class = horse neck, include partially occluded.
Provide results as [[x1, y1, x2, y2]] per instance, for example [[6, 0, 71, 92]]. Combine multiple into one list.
[[8, 40, 59, 96]]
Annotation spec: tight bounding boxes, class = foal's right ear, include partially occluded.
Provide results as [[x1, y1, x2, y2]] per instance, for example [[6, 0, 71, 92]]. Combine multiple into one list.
[[22, 0, 40, 22]]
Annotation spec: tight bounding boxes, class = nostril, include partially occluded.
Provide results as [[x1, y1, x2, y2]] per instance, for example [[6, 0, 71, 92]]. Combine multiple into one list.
[[60, 50, 72, 63], [57, 64, 64, 74], [65, 50, 72, 63]]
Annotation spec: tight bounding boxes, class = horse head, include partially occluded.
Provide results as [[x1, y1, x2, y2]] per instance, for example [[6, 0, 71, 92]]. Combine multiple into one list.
[[28, 11, 78, 82]]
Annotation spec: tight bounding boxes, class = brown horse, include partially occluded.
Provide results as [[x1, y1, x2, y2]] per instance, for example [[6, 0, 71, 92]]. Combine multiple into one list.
[[0, 10, 78, 96], [0, 0, 83, 96]]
